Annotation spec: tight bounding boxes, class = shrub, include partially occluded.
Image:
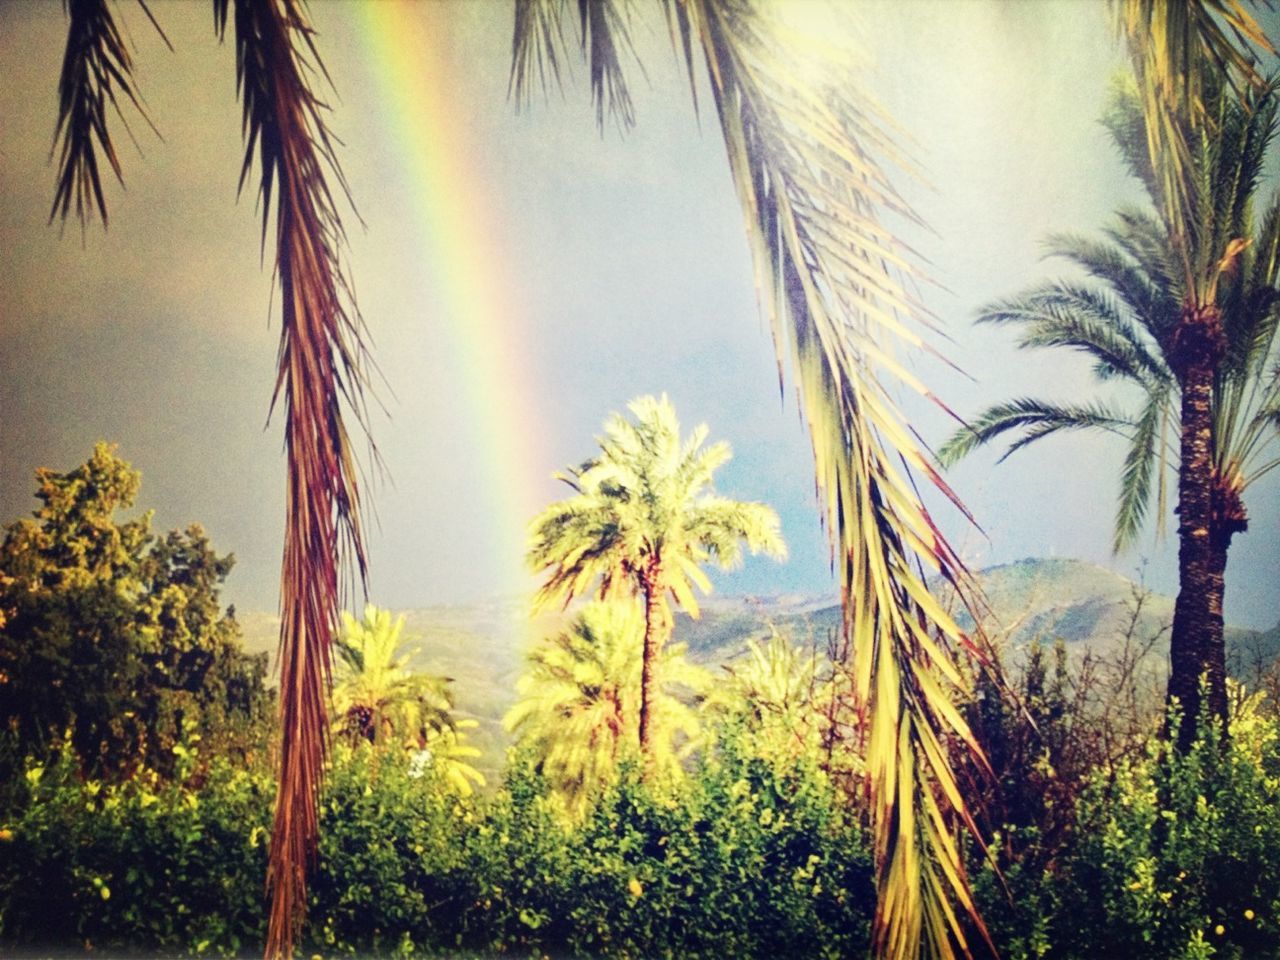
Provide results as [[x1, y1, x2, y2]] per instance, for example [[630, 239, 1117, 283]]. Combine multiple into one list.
[[305, 733, 875, 958], [1047, 692, 1280, 959], [1, 730, 874, 958], [0, 736, 272, 957]]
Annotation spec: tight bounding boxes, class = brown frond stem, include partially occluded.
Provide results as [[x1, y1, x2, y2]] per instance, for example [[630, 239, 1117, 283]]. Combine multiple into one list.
[[215, 1, 373, 956]]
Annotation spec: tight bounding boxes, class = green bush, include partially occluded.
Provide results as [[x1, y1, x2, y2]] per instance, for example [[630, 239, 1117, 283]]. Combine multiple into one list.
[[970, 690, 1280, 960], [461, 740, 874, 959], [1048, 694, 1280, 960], [2, 732, 874, 958], [305, 734, 874, 958], [0, 736, 272, 957]]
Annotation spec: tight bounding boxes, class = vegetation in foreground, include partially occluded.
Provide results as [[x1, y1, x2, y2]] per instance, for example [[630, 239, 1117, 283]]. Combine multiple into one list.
[[4, 446, 1280, 959], [5, 644, 1280, 959]]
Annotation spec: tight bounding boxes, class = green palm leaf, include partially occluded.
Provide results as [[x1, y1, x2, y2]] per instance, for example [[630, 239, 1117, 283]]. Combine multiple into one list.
[[1114, 0, 1273, 274], [940, 398, 1135, 468], [646, 5, 994, 955], [978, 281, 1171, 384], [1115, 386, 1176, 550]]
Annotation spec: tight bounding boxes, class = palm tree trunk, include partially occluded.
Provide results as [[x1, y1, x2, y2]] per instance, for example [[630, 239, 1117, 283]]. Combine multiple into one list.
[[1168, 303, 1228, 751], [637, 567, 663, 771]]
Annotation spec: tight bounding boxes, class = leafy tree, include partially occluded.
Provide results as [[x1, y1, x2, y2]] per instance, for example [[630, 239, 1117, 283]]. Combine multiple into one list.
[[0, 443, 269, 777], [940, 77, 1280, 749], [528, 395, 784, 770], [504, 600, 708, 816]]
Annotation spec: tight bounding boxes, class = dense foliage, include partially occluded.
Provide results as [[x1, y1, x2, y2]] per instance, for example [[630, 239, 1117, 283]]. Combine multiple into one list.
[[0, 732, 874, 958], [8, 670, 1280, 959], [966, 665, 1280, 960], [0, 444, 269, 780]]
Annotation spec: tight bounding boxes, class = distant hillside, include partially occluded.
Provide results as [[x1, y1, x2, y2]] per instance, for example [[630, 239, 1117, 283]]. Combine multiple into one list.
[[237, 558, 1278, 780]]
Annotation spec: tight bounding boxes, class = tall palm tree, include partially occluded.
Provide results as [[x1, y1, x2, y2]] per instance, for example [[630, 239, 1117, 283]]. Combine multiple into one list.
[[940, 79, 1280, 750], [332, 605, 454, 748], [528, 394, 784, 764], [504, 599, 708, 817], [1111, 1, 1274, 755]]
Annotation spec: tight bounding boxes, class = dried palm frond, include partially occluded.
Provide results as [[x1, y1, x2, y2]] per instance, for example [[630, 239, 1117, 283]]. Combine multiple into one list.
[[51, 0, 169, 229], [213, 0, 372, 956]]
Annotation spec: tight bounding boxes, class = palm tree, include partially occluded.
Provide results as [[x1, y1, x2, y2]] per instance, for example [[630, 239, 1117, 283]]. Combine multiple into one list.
[[940, 79, 1280, 750], [410, 723, 487, 798], [528, 394, 784, 765], [332, 605, 454, 749], [710, 627, 824, 761], [504, 599, 708, 816]]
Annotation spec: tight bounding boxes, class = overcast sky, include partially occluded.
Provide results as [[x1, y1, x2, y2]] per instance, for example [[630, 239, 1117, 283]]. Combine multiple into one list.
[[2, 1, 1276, 629]]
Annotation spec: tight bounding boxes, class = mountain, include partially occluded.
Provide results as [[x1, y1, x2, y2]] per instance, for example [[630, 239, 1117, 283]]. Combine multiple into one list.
[[236, 558, 1278, 780]]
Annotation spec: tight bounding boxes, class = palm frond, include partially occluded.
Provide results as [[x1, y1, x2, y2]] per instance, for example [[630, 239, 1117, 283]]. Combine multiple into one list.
[[1225, 185, 1280, 380], [1105, 206, 1188, 334], [510, 0, 568, 109], [664, 2, 992, 955], [1042, 231, 1170, 332], [213, 1, 373, 955], [510, 0, 640, 131], [1114, 386, 1175, 551], [51, 0, 168, 230], [978, 281, 1171, 385], [939, 398, 1134, 468], [1114, 0, 1274, 273]]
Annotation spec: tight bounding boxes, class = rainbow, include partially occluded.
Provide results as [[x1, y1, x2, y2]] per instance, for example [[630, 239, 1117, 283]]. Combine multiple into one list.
[[346, 1, 543, 601]]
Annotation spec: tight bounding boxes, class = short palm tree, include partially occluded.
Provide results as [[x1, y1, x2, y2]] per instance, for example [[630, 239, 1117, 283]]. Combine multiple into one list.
[[711, 627, 822, 759], [940, 78, 1280, 749], [332, 605, 454, 749], [411, 723, 486, 798], [528, 394, 784, 766], [504, 599, 707, 817]]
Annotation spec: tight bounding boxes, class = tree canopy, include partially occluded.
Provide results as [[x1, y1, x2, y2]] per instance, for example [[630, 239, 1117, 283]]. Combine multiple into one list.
[[0, 443, 269, 777]]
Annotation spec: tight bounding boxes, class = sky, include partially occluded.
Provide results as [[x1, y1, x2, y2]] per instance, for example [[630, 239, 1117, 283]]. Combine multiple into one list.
[[1, 0, 1277, 630]]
